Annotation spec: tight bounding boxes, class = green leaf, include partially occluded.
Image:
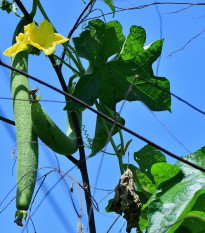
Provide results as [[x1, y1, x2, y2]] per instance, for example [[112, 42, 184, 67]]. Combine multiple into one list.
[[74, 20, 125, 66], [0, 0, 12, 13], [151, 162, 180, 186], [191, 191, 205, 212], [120, 25, 146, 60], [146, 146, 205, 233], [65, 20, 171, 112], [134, 144, 166, 182], [136, 171, 156, 195], [139, 209, 148, 231], [175, 211, 205, 233], [105, 198, 113, 213], [90, 102, 125, 156], [64, 71, 102, 110], [103, 0, 115, 16]]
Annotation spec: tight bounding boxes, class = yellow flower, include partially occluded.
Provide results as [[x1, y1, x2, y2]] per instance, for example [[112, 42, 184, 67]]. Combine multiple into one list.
[[25, 19, 69, 55], [3, 19, 69, 56], [3, 33, 29, 56]]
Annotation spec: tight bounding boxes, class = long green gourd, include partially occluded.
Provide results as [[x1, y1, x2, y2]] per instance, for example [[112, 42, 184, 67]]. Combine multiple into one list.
[[31, 101, 79, 155], [11, 18, 38, 226]]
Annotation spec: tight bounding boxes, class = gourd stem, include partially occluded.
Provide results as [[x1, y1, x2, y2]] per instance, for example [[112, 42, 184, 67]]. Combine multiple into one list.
[[30, 0, 38, 18], [95, 101, 124, 175], [52, 54, 80, 76], [103, 103, 125, 152]]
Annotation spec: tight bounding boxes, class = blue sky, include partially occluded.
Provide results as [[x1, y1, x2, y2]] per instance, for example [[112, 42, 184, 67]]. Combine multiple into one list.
[[1, 0, 205, 232]]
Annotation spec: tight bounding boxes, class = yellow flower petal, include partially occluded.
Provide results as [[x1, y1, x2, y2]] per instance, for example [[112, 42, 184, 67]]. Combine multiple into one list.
[[3, 43, 28, 57], [16, 33, 26, 43], [26, 19, 69, 55], [38, 19, 55, 37], [24, 22, 37, 37], [3, 33, 28, 57]]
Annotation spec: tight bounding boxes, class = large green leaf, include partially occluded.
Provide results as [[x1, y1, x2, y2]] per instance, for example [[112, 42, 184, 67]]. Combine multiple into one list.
[[147, 147, 205, 233], [65, 20, 171, 111], [134, 144, 166, 182]]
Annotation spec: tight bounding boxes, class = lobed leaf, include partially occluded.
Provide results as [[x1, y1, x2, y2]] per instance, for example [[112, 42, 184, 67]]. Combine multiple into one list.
[[65, 20, 171, 112]]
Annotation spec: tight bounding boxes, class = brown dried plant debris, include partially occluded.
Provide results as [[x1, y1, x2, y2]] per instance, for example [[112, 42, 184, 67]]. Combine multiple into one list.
[[108, 169, 142, 233]]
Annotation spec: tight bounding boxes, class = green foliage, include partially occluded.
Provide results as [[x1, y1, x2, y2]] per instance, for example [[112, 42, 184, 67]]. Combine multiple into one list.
[[106, 145, 205, 232], [126, 164, 156, 198], [134, 144, 166, 182], [151, 162, 180, 186], [103, 0, 115, 16], [65, 19, 171, 112], [90, 101, 125, 156], [0, 0, 12, 13], [147, 147, 205, 233], [175, 211, 205, 233], [0, 0, 22, 17]]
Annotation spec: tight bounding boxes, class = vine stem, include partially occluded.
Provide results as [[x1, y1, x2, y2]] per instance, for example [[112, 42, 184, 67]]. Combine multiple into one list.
[[103, 103, 125, 155], [12, 1, 96, 232], [30, 0, 37, 18], [59, 0, 94, 70], [95, 101, 124, 175]]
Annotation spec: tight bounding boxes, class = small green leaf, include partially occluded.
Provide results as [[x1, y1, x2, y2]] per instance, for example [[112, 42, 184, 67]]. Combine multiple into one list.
[[125, 164, 155, 198], [151, 162, 180, 186], [105, 198, 113, 213], [134, 144, 166, 182], [0, 0, 12, 13], [36, 93, 41, 101], [103, 0, 115, 16]]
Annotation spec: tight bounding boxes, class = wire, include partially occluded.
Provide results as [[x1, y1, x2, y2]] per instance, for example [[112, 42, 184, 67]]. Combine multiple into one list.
[[85, 2, 205, 22], [130, 89, 192, 154], [0, 116, 15, 125]]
